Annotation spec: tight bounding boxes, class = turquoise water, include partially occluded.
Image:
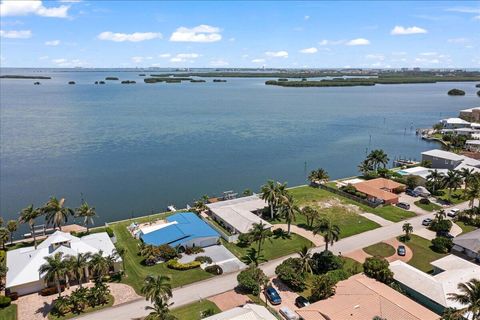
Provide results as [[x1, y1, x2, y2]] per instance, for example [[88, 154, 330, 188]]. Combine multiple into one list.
[[1, 70, 479, 227]]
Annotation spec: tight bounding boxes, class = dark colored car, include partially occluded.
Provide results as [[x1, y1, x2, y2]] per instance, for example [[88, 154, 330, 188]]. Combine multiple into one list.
[[396, 202, 411, 210], [397, 245, 406, 256], [265, 287, 282, 305], [406, 189, 418, 197], [295, 296, 310, 308], [437, 230, 454, 239], [422, 218, 433, 226]]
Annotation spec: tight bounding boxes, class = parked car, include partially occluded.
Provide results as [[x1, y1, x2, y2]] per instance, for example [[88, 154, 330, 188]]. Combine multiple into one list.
[[279, 306, 299, 320], [295, 296, 310, 308], [406, 189, 418, 197], [437, 230, 454, 239], [396, 202, 410, 210], [422, 218, 433, 226], [397, 245, 406, 256], [265, 287, 282, 305], [447, 208, 460, 218]]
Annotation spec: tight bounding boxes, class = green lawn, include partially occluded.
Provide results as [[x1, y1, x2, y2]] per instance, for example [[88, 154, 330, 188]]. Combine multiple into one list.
[[400, 234, 447, 273], [456, 221, 477, 234], [171, 300, 220, 320], [0, 304, 17, 320], [222, 233, 313, 263], [363, 242, 396, 258], [48, 295, 114, 320], [436, 189, 465, 205], [414, 200, 441, 212], [110, 218, 213, 294]]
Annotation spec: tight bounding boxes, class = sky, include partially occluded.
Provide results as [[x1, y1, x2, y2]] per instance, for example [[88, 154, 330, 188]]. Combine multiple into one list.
[[0, 0, 479, 68]]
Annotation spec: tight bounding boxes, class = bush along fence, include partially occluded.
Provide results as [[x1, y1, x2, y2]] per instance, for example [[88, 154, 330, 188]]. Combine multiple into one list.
[[315, 183, 381, 208]]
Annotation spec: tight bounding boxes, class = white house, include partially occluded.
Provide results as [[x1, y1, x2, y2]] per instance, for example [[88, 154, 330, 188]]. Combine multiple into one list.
[[439, 117, 471, 129], [6, 231, 121, 296], [203, 304, 277, 320], [465, 140, 480, 152], [452, 229, 480, 261]]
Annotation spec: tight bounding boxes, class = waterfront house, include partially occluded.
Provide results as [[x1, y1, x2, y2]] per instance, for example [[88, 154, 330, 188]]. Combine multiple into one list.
[[465, 140, 480, 152], [203, 304, 276, 320], [421, 149, 480, 171], [6, 231, 121, 296], [296, 274, 439, 320], [452, 229, 480, 261], [397, 166, 449, 186], [353, 178, 405, 204], [390, 255, 480, 315], [459, 107, 480, 122], [439, 117, 471, 129], [139, 212, 220, 249]]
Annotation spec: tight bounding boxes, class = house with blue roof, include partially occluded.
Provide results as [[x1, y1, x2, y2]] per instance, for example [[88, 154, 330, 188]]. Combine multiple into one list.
[[139, 212, 220, 249]]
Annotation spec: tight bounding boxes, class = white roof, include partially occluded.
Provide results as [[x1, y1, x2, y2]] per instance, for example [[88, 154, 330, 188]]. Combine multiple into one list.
[[441, 118, 470, 125], [453, 229, 480, 253], [422, 149, 463, 161], [6, 231, 118, 288], [140, 221, 177, 235], [460, 107, 480, 113], [390, 255, 480, 309], [203, 304, 276, 320], [207, 195, 271, 233], [399, 166, 448, 180], [466, 140, 480, 145], [454, 128, 476, 132]]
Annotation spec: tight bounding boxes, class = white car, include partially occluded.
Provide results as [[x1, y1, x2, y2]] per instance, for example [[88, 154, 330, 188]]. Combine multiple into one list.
[[447, 208, 460, 217], [279, 307, 299, 320]]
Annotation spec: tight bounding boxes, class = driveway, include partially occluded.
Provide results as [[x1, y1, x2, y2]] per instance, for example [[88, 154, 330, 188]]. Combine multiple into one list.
[[268, 278, 300, 314], [178, 244, 247, 273]]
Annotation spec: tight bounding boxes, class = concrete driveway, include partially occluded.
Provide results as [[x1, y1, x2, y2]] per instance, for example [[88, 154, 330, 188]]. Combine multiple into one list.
[[178, 244, 247, 273]]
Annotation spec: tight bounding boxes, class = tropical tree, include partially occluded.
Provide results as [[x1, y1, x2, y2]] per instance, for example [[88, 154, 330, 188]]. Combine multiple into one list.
[[442, 170, 463, 202], [310, 274, 336, 301], [435, 209, 447, 222], [141, 275, 173, 304], [261, 180, 278, 219], [313, 218, 340, 252], [402, 222, 413, 241], [75, 202, 97, 233], [426, 169, 445, 195], [460, 168, 476, 190], [0, 228, 9, 250], [192, 200, 207, 214], [277, 194, 299, 235], [447, 278, 480, 319], [43, 197, 74, 230], [114, 246, 126, 272], [298, 246, 313, 274], [18, 205, 42, 249], [308, 168, 329, 185], [89, 251, 110, 281], [301, 206, 319, 228], [243, 189, 253, 196], [248, 222, 271, 264], [366, 149, 389, 170], [144, 296, 177, 320], [66, 253, 91, 288], [358, 160, 374, 175], [6, 220, 17, 245], [38, 252, 66, 297], [464, 176, 480, 209]]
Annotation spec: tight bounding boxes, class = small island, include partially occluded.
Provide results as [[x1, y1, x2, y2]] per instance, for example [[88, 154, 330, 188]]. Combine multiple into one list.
[[190, 79, 206, 83], [213, 79, 227, 82], [447, 88, 466, 96], [166, 79, 181, 83], [121, 80, 136, 84], [139, 74, 146, 76], [0, 75, 51, 79], [144, 77, 192, 83], [68, 81, 75, 85], [33, 82, 41, 85], [105, 77, 119, 80]]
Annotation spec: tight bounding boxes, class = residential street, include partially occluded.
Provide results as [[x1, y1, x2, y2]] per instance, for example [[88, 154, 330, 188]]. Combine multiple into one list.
[[76, 201, 470, 320]]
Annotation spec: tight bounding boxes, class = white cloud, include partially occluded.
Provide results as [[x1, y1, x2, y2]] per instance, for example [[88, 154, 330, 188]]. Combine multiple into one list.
[[265, 50, 288, 58], [299, 47, 318, 54], [304, 15, 310, 20], [445, 7, 480, 14], [228, 37, 235, 42], [59, 0, 82, 2], [97, 31, 162, 42], [0, 29, 32, 39], [0, 0, 70, 18], [346, 38, 370, 46], [392, 51, 407, 56], [251, 58, 265, 63], [390, 26, 427, 35], [318, 39, 344, 46], [169, 53, 200, 63], [45, 40, 60, 46], [210, 59, 229, 67], [365, 54, 385, 60], [415, 57, 440, 64], [474, 15, 480, 20], [39, 55, 49, 60], [241, 54, 249, 59], [420, 52, 437, 56], [51, 58, 88, 67], [131, 56, 152, 64], [170, 24, 222, 43], [158, 53, 171, 58]]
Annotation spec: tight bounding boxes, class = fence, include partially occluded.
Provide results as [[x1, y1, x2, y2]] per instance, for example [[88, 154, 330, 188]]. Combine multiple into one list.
[[316, 183, 381, 208]]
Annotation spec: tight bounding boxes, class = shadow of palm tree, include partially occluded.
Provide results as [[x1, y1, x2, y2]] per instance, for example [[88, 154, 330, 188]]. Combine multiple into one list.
[[272, 229, 292, 240]]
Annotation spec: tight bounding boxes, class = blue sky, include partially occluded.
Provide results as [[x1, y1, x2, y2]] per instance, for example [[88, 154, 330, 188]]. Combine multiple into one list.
[[0, 0, 479, 68]]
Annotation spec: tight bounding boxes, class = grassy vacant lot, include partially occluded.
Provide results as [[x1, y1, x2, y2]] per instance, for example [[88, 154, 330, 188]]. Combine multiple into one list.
[[414, 200, 441, 212], [48, 295, 114, 320], [222, 233, 313, 263], [110, 216, 213, 294], [0, 304, 17, 320], [171, 300, 220, 320], [401, 234, 447, 273], [437, 189, 465, 205], [363, 242, 396, 258], [456, 221, 477, 234]]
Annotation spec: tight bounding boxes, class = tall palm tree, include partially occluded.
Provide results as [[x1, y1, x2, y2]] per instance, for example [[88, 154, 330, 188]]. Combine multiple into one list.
[[313, 218, 340, 252], [464, 178, 480, 209], [402, 222, 413, 240], [358, 160, 374, 176], [89, 251, 110, 281], [426, 169, 445, 195], [6, 220, 17, 245], [141, 275, 173, 303], [435, 209, 447, 222], [301, 206, 319, 228], [442, 170, 463, 202], [298, 246, 313, 274], [0, 228, 9, 250], [248, 222, 271, 263], [277, 195, 299, 235], [366, 149, 389, 170], [261, 180, 278, 219], [18, 205, 42, 249], [66, 253, 91, 288], [448, 278, 480, 319], [39, 252, 66, 297], [75, 202, 97, 233], [308, 168, 329, 185], [43, 197, 74, 230], [460, 168, 476, 190], [144, 297, 177, 320]]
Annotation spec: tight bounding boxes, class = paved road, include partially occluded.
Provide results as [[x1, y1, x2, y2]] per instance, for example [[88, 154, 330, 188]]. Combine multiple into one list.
[[76, 201, 469, 320]]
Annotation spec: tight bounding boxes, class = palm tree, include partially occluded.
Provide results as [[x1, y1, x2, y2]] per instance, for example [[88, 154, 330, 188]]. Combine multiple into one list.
[[442, 170, 463, 202], [39, 252, 66, 297], [402, 222, 413, 241], [192, 200, 207, 214], [89, 251, 110, 281], [308, 168, 329, 185], [114, 246, 126, 272], [75, 202, 97, 233], [261, 180, 278, 219], [66, 253, 91, 288], [301, 206, 319, 228], [277, 195, 299, 235], [145, 297, 177, 320], [18, 205, 42, 249], [366, 149, 389, 170], [313, 218, 340, 252], [0, 228, 9, 250], [460, 168, 476, 190], [448, 278, 480, 319], [6, 220, 17, 245], [358, 160, 374, 175], [426, 169, 445, 195], [141, 275, 173, 303], [43, 197, 74, 230], [248, 222, 271, 264], [435, 209, 447, 222], [298, 246, 313, 274]]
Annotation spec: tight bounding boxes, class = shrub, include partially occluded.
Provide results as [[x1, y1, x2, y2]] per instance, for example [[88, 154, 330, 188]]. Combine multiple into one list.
[[429, 219, 452, 233], [431, 237, 453, 253], [40, 285, 65, 296], [184, 246, 204, 255], [237, 266, 268, 296], [194, 256, 213, 264], [311, 250, 344, 274], [0, 295, 11, 308], [275, 258, 307, 292], [363, 256, 393, 284], [325, 269, 350, 283], [310, 274, 336, 302], [166, 259, 201, 270], [238, 233, 254, 246], [157, 244, 178, 261], [105, 227, 114, 237], [205, 265, 223, 275], [419, 198, 430, 205]]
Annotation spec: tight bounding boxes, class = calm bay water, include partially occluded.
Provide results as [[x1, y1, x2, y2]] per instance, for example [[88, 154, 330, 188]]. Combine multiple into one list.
[[1, 69, 479, 229]]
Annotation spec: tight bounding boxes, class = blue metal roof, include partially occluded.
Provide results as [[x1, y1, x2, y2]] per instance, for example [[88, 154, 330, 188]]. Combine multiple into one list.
[[140, 212, 219, 247]]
